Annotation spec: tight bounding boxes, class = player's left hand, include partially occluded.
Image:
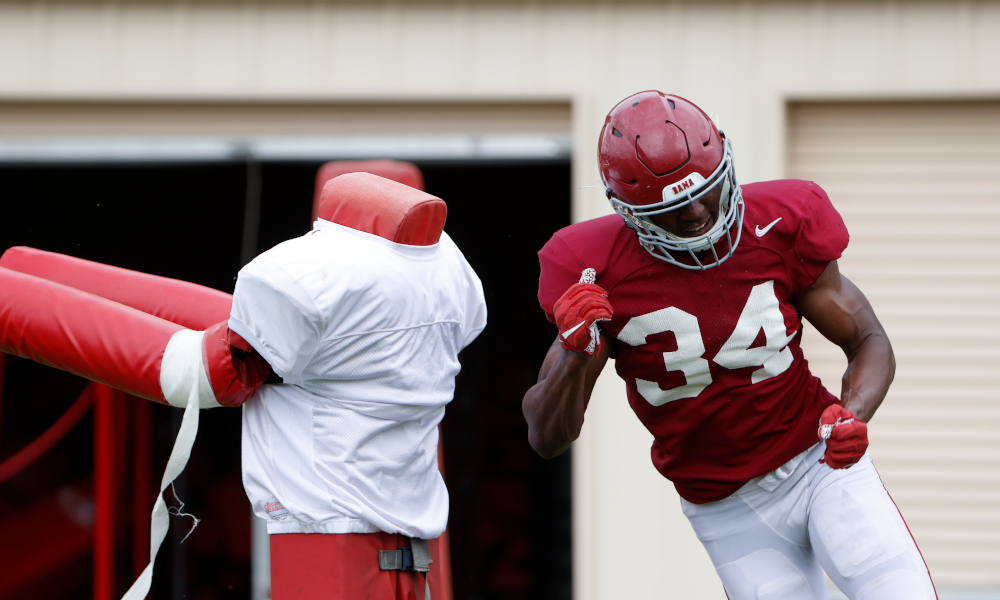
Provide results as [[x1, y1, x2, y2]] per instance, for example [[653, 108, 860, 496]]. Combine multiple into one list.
[[818, 404, 868, 469], [553, 268, 612, 356]]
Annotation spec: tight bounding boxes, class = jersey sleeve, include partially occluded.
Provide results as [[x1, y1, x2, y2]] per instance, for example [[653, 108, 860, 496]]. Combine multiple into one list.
[[537, 233, 589, 324], [460, 258, 488, 349], [228, 256, 322, 382], [785, 182, 850, 294]]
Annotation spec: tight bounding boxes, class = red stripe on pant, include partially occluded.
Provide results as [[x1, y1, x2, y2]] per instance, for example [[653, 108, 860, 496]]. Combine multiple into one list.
[[270, 532, 442, 600], [873, 464, 938, 600]]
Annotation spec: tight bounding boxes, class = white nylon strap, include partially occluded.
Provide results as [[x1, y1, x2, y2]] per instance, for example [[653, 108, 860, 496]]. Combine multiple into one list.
[[122, 393, 199, 599], [160, 330, 222, 410], [122, 330, 216, 600], [411, 538, 433, 600]]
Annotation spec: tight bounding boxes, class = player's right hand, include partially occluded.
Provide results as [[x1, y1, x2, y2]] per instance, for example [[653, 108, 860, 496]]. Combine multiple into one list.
[[553, 268, 613, 356], [818, 404, 868, 469]]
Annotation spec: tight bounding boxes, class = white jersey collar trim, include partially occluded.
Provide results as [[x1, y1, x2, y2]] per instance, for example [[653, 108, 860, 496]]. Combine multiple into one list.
[[312, 219, 441, 259]]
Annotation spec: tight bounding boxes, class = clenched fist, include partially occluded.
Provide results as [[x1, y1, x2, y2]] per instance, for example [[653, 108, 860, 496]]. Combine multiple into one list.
[[553, 268, 613, 356], [818, 404, 869, 469]]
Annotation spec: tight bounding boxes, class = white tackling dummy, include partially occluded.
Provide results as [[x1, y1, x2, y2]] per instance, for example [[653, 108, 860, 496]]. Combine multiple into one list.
[[0, 172, 475, 599], [230, 218, 486, 539]]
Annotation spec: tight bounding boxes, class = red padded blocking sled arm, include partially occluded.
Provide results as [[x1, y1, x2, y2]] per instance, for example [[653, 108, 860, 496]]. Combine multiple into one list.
[[0, 267, 182, 403], [317, 172, 447, 246], [0, 246, 232, 330], [0, 247, 270, 405]]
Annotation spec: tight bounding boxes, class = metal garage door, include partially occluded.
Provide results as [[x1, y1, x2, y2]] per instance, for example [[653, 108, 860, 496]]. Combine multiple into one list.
[[788, 101, 1000, 588]]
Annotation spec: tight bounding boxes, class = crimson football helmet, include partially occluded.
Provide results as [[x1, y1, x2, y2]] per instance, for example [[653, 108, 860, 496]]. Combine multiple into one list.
[[599, 91, 744, 270]]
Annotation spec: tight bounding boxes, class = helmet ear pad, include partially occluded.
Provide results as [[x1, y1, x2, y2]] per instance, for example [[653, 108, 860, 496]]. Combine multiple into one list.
[[317, 172, 448, 247]]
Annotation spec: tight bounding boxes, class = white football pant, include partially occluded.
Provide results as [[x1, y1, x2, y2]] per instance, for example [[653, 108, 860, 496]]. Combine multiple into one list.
[[682, 443, 936, 600]]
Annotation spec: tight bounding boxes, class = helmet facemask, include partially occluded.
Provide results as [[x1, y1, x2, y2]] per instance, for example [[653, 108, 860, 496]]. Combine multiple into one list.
[[609, 138, 744, 270]]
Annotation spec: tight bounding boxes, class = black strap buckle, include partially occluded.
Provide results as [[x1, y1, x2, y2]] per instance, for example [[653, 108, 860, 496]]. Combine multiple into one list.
[[378, 538, 433, 599], [378, 546, 414, 571]]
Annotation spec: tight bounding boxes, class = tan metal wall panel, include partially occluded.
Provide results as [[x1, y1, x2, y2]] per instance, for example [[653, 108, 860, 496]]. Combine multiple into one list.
[[0, 101, 571, 137], [788, 101, 1000, 587]]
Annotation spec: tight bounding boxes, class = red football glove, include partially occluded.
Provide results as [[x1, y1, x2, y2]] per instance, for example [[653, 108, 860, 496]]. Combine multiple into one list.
[[553, 268, 613, 356], [818, 404, 869, 469]]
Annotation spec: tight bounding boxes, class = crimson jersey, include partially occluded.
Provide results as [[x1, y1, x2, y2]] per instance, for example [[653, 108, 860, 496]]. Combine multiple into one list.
[[538, 180, 849, 504]]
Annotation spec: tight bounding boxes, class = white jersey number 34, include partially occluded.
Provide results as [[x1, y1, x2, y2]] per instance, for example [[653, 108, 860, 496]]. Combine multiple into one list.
[[616, 281, 798, 407]]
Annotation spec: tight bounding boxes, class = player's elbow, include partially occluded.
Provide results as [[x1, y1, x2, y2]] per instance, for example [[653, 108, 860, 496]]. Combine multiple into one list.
[[523, 407, 575, 458], [528, 428, 573, 459], [885, 339, 896, 384], [526, 411, 582, 459], [844, 321, 894, 366], [870, 330, 896, 380]]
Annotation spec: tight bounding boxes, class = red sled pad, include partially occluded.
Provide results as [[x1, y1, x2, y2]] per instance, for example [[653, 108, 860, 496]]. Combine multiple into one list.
[[270, 532, 442, 600], [313, 159, 426, 220], [317, 172, 447, 246], [0, 267, 182, 404], [0, 246, 232, 330]]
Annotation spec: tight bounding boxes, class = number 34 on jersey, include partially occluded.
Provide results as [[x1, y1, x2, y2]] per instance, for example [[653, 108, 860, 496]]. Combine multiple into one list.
[[616, 281, 797, 407]]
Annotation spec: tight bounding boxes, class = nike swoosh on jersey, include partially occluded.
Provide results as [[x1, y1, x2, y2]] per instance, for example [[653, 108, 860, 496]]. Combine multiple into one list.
[[561, 320, 586, 339], [755, 217, 782, 237]]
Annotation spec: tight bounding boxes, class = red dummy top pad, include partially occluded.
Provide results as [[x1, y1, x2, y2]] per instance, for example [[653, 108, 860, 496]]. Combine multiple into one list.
[[317, 172, 447, 247], [313, 160, 425, 213]]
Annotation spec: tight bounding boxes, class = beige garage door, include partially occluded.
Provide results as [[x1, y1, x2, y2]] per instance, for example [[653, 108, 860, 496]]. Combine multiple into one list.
[[788, 101, 1000, 587]]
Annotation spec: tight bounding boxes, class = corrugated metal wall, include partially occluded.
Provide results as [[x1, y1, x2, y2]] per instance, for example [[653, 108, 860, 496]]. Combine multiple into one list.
[[789, 101, 1000, 587]]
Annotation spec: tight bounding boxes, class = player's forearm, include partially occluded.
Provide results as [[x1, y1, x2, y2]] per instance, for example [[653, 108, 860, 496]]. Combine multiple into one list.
[[840, 329, 895, 423], [523, 350, 593, 459]]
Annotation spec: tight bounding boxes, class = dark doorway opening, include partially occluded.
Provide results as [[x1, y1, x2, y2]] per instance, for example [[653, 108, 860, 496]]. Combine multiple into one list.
[[0, 158, 571, 600]]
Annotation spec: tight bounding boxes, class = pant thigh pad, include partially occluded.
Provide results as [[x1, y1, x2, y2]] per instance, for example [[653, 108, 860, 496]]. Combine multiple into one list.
[[717, 549, 818, 600], [811, 481, 907, 579]]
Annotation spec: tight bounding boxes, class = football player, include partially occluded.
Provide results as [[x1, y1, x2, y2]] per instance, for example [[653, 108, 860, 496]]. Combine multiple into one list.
[[523, 91, 936, 599]]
